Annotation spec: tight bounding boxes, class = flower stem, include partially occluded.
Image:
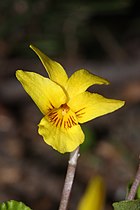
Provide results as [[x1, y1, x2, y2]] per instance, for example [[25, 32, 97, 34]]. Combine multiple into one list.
[[58, 147, 80, 210], [127, 160, 140, 200]]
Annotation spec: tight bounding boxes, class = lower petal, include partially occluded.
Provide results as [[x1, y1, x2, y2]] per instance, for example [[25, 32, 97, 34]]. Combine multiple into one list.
[[38, 116, 85, 153]]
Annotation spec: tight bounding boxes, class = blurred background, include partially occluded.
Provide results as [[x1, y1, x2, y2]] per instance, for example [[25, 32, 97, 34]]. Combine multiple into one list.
[[0, 0, 140, 210]]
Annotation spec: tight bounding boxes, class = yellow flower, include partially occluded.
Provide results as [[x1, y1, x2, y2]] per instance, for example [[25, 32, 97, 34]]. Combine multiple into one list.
[[77, 176, 106, 210], [16, 45, 125, 153]]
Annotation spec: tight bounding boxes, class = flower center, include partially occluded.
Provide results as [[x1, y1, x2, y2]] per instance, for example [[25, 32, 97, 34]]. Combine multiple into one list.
[[47, 104, 78, 129]]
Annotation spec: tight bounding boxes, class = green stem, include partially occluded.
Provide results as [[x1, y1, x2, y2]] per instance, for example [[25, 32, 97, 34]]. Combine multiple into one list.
[[58, 147, 80, 210]]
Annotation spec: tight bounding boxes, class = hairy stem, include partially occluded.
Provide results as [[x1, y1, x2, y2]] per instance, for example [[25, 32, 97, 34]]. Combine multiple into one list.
[[127, 162, 140, 200], [58, 147, 80, 210]]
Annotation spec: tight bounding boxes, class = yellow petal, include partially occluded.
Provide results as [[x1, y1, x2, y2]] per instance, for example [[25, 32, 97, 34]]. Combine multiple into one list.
[[66, 69, 109, 98], [77, 176, 106, 210], [38, 116, 85, 153], [30, 45, 68, 87], [68, 92, 125, 123], [16, 70, 67, 114]]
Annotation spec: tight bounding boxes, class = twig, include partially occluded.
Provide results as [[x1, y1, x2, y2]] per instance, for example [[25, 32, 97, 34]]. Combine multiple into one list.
[[127, 161, 140, 200], [58, 147, 80, 210]]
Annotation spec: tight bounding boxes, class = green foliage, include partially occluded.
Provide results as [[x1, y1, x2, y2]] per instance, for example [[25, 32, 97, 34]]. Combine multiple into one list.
[[137, 186, 140, 199], [0, 200, 31, 210], [80, 124, 96, 152], [113, 199, 140, 210]]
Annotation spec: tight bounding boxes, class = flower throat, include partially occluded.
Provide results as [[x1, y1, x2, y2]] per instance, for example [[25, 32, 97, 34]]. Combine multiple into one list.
[[47, 104, 78, 129]]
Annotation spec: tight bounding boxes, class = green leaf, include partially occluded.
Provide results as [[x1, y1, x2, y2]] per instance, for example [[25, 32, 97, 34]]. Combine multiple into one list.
[[113, 199, 140, 210], [0, 200, 31, 210]]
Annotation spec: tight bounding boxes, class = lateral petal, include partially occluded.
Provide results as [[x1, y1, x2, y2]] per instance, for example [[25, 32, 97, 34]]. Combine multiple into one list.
[[16, 70, 67, 114], [38, 116, 85, 153], [68, 92, 125, 123], [66, 69, 109, 98], [30, 45, 68, 87]]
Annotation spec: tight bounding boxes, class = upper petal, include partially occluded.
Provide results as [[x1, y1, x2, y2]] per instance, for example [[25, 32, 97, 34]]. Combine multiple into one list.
[[66, 69, 109, 98], [30, 45, 68, 87], [68, 92, 125, 123], [38, 116, 85, 153], [16, 70, 67, 115]]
